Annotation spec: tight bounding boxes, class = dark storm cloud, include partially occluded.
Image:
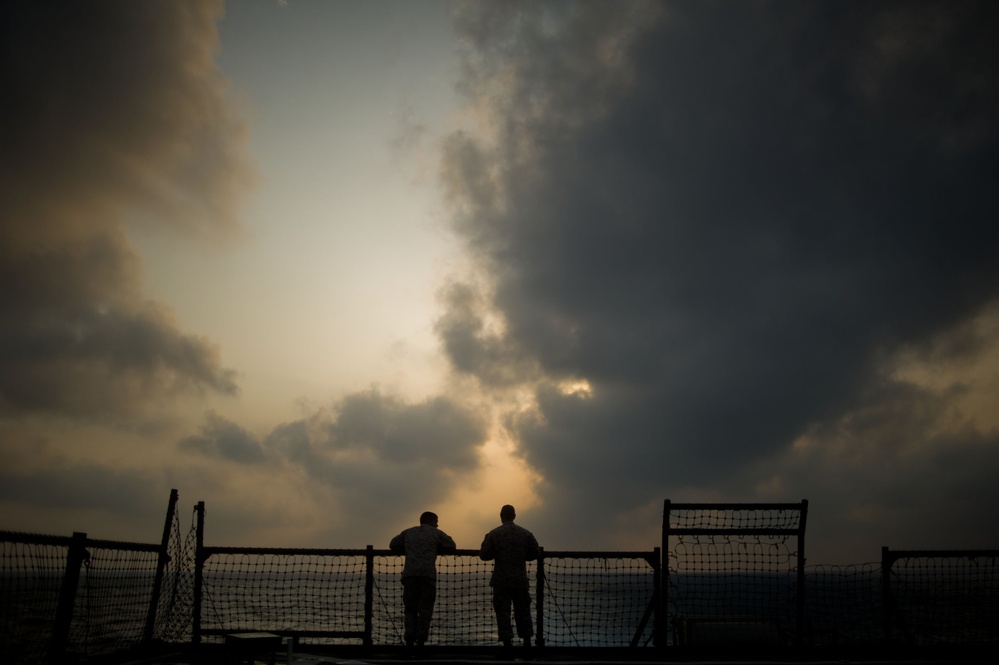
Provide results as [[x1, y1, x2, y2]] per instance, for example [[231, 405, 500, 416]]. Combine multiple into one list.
[[0, 430, 297, 541], [435, 281, 537, 386], [269, 390, 487, 538], [736, 379, 999, 560], [181, 390, 488, 544], [0, 460, 163, 521], [329, 389, 485, 469], [0, 1, 251, 420], [179, 410, 266, 464], [441, 1, 999, 547]]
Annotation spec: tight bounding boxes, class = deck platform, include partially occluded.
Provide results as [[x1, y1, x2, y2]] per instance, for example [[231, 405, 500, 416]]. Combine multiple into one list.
[[85, 643, 996, 665]]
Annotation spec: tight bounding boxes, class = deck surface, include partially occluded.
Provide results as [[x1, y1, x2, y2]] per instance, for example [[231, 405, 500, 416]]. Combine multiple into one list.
[[90, 643, 995, 665]]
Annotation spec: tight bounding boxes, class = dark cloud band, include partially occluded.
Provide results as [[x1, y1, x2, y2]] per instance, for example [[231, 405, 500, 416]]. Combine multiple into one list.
[[440, 0, 999, 549]]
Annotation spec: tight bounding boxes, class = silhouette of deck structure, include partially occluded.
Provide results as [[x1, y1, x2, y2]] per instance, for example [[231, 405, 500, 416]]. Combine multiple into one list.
[[2, 493, 997, 664]]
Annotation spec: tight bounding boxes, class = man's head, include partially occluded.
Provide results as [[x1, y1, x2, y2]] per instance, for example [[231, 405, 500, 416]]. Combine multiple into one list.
[[500, 505, 516, 522], [420, 511, 439, 526]]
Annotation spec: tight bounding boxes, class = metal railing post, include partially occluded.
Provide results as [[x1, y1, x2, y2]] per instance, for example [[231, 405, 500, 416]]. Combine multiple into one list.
[[192, 502, 205, 646], [364, 545, 374, 647], [652, 546, 662, 647], [535, 546, 545, 647], [51, 531, 88, 663], [144, 489, 178, 643], [797, 499, 808, 645], [662, 499, 671, 646], [881, 546, 893, 643]]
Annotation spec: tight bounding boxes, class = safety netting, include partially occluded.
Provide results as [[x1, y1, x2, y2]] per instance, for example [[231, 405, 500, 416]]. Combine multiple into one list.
[[8, 494, 997, 659], [802, 562, 882, 646], [884, 549, 999, 645], [195, 547, 660, 648], [0, 534, 67, 664], [664, 502, 806, 646], [541, 553, 657, 647]]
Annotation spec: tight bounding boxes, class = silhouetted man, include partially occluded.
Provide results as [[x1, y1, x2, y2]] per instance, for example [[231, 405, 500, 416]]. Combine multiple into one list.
[[390, 511, 456, 652], [479, 504, 540, 650]]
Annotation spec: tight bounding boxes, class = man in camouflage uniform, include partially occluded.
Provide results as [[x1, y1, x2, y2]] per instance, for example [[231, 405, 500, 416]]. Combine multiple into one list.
[[390, 511, 456, 651], [479, 505, 540, 649]]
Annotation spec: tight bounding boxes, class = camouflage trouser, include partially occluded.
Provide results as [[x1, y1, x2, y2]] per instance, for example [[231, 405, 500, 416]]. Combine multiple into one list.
[[402, 577, 437, 644], [492, 581, 532, 642]]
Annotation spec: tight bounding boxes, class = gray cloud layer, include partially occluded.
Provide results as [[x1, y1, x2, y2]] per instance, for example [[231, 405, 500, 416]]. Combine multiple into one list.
[[439, 1, 999, 552], [0, 0, 251, 420], [180, 390, 489, 544], [4, 1, 997, 561]]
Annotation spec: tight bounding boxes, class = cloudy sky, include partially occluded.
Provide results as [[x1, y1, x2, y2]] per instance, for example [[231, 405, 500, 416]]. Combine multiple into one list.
[[2, 0, 998, 564]]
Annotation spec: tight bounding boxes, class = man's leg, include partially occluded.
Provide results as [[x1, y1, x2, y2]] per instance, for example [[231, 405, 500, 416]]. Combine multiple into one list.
[[401, 578, 420, 645], [492, 584, 515, 645], [415, 578, 437, 645], [512, 583, 533, 642]]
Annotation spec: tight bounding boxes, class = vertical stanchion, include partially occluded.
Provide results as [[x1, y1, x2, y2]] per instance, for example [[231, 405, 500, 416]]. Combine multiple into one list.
[[881, 546, 893, 643], [535, 546, 545, 647], [796, 499, 808, 645], [652, 546, 661, 647], [192, 502, 205, 646], [662, 499, 671, 647], [51, 531, 88, 664], [364, 545, 374, 647], [144, 488, 178, 643], [631, 550, 660, 647]]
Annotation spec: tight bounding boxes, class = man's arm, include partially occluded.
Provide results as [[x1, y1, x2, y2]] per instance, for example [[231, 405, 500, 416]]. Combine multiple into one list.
[[524, 532, 540, 561], [389, 531, 406, 552], [478, 533, 494, 561], [438, 531, 457, 554]]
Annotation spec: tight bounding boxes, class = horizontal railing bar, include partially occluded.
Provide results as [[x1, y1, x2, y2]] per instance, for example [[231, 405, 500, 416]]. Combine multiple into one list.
[[85, 538, 163, 552], [668, 502, 806, 510], [667, 528, 802, 535], [200, 546, 658, 560], [1, 530, 73, 546], [203, 546, 371, 556], [0, 531, 165, 553], [543, 550, 657, 559], [884, 548, 999, 560], [200, 629, 366, 638]]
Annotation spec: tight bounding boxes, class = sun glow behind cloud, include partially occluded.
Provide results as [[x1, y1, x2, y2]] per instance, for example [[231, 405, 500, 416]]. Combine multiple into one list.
[[558, 380, 593, 398]]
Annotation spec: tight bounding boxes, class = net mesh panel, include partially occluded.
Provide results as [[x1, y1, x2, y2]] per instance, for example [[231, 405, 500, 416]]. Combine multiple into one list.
[[0, 499, 194, 662], [200, 552, 368, 644], [887, 552, 999, 645], [670, 507, 802, 532], [0, 535, 67, 665], [435, 554, 506, 646], [371, 554, 405, 645], [373, 553, 499, 646], [803, 563, 882, 646], [68, 543, 159, 657], [666, 505, 801, 646], [543, 555, 656, 647], [8, 513, 999, 653], [152, 504, 197, 643], [197, 549, 655, 647]]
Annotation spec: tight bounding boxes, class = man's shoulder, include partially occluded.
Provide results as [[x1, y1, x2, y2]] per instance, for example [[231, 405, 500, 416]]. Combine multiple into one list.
[[414, 525, 454, 543], [390, 528, 411, 550], [510, 523, 535, 536], [396, 524, 428, 540], [489, 522, 535, 540]]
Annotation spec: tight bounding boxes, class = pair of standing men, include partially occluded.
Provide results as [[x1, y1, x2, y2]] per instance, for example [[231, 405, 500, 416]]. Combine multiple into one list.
[[389, 504, 540, 651]]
